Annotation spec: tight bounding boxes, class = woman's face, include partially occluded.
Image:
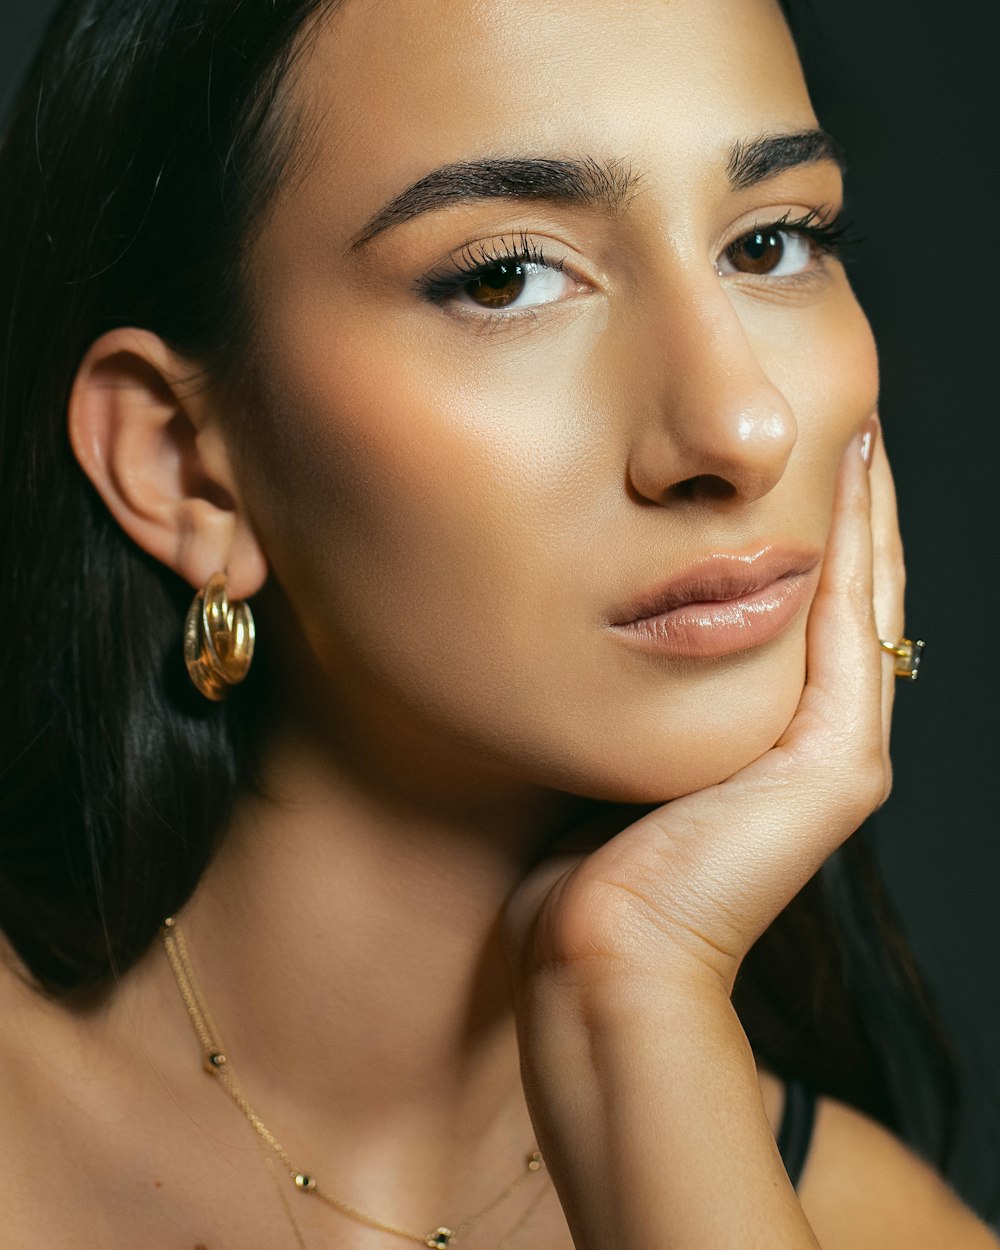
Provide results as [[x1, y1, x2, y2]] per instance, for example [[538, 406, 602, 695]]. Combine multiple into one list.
[[234, 0, 878, 803]]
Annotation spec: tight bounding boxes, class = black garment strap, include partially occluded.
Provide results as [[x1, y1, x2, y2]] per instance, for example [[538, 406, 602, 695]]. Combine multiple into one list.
[[776, 1078, 817, 1191]]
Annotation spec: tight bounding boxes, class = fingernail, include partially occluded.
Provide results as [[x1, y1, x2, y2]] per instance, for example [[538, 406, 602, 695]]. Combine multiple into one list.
[[859, 415, 879, 469]]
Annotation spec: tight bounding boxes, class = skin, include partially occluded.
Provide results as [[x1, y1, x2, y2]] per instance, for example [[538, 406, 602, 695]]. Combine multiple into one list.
[[232, 0, 868, 806], [0, 0, 996, 1245]]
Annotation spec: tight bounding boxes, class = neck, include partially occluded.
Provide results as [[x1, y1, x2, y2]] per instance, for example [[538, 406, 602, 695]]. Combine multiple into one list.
[[127, 718, 602, 1203]]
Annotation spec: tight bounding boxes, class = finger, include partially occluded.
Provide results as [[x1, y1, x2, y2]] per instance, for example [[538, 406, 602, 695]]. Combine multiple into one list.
[[690, 430, 885, 910], [791, 424, 880, 755], [868, 423, 905, 764], [532, 429, 892, 980]]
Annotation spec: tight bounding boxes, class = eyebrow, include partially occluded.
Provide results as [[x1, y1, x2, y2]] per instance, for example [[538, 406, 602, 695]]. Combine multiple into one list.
[[726, 129, 845, 191], [350, 129, 844, 248], [349, 156, 639, 248]]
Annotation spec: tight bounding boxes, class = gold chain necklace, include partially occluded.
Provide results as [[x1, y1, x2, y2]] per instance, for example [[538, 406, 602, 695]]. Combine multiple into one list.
[[260, 1147, 553, 1250], [161, 918, 547, 1249]]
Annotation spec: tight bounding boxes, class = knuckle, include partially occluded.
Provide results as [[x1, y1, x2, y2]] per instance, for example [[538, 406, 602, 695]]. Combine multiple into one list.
[[877, 758, 894, 809], [829, 732, 887, 824], [854, 751, 892, 817]]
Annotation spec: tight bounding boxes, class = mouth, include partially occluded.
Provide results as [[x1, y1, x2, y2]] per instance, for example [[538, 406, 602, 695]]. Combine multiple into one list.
[[606, 546, 822, 660]]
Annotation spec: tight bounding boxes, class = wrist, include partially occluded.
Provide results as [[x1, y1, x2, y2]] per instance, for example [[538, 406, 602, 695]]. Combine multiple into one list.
[[513, 961, 817, 1250]]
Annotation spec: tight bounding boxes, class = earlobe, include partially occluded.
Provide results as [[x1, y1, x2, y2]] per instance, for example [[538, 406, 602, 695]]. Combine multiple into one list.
[[67, 328, 268, 599]]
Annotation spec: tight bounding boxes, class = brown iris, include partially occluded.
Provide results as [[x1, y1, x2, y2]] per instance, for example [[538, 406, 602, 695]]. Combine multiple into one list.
[[726, 229, 790, 276], [466, 261, 527, 308]]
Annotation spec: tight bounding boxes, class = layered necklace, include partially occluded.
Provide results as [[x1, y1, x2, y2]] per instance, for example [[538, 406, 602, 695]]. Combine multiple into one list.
[[161, 918, 549, 1249]]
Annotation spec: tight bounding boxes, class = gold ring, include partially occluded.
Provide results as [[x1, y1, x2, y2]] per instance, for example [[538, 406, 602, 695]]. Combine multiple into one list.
[[878, 636, 924, 682]]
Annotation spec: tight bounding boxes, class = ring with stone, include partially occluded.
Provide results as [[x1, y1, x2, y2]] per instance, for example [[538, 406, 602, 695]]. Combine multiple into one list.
[[879, 636, 925, 682]]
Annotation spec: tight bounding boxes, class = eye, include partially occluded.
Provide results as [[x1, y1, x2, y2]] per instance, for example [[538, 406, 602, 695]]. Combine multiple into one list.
[[447, 259, 575, 312], [716, 227, 815, 278], [453, 259, 572, 311], [415, 236, 586, 315]]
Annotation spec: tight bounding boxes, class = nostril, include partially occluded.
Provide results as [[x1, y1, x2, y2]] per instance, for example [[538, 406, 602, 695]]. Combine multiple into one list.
[[671, 474, 738, 503]]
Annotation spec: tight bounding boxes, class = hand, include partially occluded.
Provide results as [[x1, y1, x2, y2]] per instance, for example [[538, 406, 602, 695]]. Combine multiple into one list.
[[504, 419, 904, 996]]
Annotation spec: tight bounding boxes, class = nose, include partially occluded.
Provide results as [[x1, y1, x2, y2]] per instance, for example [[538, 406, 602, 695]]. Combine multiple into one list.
[[626, 278, 798, 507]]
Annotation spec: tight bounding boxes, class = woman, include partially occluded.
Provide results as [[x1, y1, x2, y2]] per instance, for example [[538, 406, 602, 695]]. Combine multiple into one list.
[[0, 0, 995, 1245]]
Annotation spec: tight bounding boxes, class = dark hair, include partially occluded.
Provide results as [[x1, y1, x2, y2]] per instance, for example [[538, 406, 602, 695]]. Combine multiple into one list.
[[0, 0, 955, 1174], [0, 0, 338, 989]]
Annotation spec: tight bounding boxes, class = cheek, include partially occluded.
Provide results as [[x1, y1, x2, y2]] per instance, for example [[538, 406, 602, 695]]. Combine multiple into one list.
[[766, 277, 880, 462], [249, 301, 605, 597], [237, 277, 877, 805], [241, 304, 612, 740]]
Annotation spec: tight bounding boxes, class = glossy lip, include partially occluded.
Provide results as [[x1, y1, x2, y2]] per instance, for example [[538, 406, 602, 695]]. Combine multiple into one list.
[[607, 547, 822, 659]]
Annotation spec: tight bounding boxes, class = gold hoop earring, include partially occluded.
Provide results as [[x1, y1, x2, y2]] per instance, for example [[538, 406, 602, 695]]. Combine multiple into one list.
[[183, 572, 256, 701]]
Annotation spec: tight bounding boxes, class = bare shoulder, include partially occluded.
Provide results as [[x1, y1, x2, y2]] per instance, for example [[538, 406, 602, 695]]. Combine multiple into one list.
[[0, 947, 117, 1241], [0, 951, 60, 1231], [798, 1095, 999, 1250]]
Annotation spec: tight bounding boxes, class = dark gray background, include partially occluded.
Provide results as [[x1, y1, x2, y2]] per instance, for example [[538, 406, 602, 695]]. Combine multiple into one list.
[[797, 4, 1000, 1215], [3, 0, 998, 1221]]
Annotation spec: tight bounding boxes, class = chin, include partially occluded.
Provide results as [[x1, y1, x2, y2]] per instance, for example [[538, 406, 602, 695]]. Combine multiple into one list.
[[555, 661, 805, 807]]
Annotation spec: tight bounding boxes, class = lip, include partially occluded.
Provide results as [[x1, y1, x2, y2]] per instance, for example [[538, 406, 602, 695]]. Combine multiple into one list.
[[607, 546, 822, 660]]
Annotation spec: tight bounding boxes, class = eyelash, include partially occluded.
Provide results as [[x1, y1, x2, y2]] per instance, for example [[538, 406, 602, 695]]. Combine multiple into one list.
[[414, 232, 564, 304], [736, 207, 858, 265], [414, 209, 857, 311]]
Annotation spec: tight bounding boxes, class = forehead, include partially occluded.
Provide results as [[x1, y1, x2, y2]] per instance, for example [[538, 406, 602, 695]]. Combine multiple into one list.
[[284, 0, 815, 233]]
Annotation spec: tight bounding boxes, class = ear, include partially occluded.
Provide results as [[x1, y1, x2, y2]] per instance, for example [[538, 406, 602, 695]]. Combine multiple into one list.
[[68, 328, 268, 600]]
